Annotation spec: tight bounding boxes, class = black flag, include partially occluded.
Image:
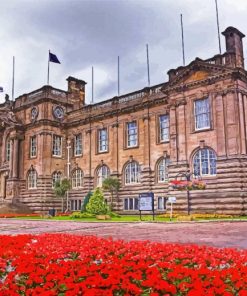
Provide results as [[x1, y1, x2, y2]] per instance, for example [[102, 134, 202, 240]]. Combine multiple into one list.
[[49, 52, 61, 64]]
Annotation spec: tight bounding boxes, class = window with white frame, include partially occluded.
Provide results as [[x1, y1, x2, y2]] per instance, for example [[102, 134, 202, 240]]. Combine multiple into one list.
[[157, 197, 167, 210], [194, 98, 210, 130], [52, 135, 62, 156], [74, 134, 82, 156], [30, 136, 37, 158], [126, 121, 138, 148], [97, 165, 110, 187], [71, 168, 83, 188], [159, 115, 169, 142], [125, 161, 140, 185], [6, 139, 11, 162], [70, 199, 82, 211], [98, 129, 108, 152], [52, 171, 62, 188], [193, 148, 216, 176], [157, 158, 170, 182], [124, 198, 139, 210], [27, 169, 37, 189]]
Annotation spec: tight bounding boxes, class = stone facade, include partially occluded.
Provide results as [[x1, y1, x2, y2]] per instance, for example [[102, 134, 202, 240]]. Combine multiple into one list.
[[0, 26, 247, 214]]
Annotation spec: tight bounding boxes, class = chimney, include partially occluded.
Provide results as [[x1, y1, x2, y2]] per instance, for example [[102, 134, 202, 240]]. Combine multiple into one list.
[[222, 26, 245, 68], [66, 76, 87, 109]]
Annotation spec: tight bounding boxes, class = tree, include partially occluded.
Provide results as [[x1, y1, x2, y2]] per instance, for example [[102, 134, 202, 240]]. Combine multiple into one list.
[[53, 178, 71, 212], [81, 191, 92, 213], [86, 187, 108, 215], [102, 177, 120, 210]]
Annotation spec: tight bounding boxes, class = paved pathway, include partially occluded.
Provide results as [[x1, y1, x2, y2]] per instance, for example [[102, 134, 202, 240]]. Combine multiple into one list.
[[0, 219, 247, 249]]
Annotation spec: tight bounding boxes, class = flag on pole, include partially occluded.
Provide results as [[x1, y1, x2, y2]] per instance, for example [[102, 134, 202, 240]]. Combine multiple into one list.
[[49, 52, 61, 64], [0, 87, 3, 92]]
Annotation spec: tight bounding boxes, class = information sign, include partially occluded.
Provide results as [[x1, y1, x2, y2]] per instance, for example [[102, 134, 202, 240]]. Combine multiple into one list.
[[139, 192, 155, 220], [168, 196, 176, 203]]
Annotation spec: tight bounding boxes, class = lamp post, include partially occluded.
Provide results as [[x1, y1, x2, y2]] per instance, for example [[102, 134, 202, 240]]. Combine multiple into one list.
[[66, 139, 71, 212], [175, 170, 194, 215]]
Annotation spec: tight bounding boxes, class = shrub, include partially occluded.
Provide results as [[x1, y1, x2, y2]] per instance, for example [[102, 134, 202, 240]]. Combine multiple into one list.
[[86, 188, 108, 215], [81, 191, 93, 212], [70, 212, 95, 219]]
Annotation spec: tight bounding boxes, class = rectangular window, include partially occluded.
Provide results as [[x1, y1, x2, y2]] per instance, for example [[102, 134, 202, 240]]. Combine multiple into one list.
[[159, 115, 169, 142], [124, 198, 128, 210], [157, 197, 166, 210], [126, 121, 137, 148], [98, 128, 108, 152], [30, 136, 37, 158], [194, 98, 210, 130], [124, 198, 139, 210], [52, 135, 62, 156], [74, 134, 82, 156]]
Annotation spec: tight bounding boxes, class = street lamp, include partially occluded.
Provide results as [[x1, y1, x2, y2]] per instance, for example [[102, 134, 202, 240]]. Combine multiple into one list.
[[175, 170, 194, 215]]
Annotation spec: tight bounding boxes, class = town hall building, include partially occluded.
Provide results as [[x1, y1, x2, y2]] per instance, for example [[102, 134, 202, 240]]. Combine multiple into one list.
[[0, 26, 246, 215]]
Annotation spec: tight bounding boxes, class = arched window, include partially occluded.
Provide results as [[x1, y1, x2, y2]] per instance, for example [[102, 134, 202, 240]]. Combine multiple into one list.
[[27, 169, 37, 189], [125, 161, 140, 185], [193, 148, 217, 176], [52, 171, 62, 188], [97, 165, 110, 187], [71, 168, 83, 188], [157, 158, 170, 182]]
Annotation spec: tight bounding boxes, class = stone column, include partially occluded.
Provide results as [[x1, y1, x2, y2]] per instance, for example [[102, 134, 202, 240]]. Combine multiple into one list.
[[12, 138, 19, 178], [238, 92, 246, 154], [177, 102, 187, 162], [215, 94, 227, 156], [169, 106, 178, 162], [111, 123, 119, 175], [9, 139, 14, 178]]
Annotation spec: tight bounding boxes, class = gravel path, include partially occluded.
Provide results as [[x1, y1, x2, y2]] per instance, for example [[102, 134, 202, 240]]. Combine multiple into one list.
[[0, 219, 247, 249]]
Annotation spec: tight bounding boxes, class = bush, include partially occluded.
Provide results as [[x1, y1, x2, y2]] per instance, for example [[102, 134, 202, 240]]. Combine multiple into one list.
[[81, 191, 93, 212], [70, 212, 95, 219], [108, 212, 121, 218], [86, 188, 108, 215]]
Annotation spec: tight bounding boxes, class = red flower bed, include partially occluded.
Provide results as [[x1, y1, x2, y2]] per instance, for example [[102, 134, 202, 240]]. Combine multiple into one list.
[[0, 234, 246, 295], [0, 213, 40, 218]]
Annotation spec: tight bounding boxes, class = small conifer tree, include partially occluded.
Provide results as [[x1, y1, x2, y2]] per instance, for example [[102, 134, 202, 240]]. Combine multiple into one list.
[[86, 188, 108, 215]]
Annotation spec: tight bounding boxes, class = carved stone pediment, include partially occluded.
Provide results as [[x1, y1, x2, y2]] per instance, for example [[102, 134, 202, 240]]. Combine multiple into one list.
[[164, 59, 234, 92]]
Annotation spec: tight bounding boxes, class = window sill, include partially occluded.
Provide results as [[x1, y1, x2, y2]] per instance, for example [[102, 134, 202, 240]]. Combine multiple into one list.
[[74, 154, 83, 158], [193, 127, 212, 134], [97, 150, 109, 154], [52, 155, 62, 158], [124, 145, 139, 150]]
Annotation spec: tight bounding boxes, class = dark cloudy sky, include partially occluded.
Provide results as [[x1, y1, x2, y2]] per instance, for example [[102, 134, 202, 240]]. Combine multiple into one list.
[[0, 0, 247, 103]]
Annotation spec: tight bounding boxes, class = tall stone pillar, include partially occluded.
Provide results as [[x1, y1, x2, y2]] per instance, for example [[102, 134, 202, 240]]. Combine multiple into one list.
[[177, 102, 187, 162], [12, 138, 19, 178], [111, 122, 119, 175], [169, 106, 178, 163], [9, 139, 14, 178]]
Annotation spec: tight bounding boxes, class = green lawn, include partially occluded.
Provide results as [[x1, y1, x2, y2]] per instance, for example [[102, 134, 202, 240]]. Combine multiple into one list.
[[14, 215, 247, 222]]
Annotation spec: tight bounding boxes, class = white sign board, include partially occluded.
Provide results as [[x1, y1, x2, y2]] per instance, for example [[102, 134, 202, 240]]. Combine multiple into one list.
[[139, 193, 154, 211], [168, 196, 176, 203]]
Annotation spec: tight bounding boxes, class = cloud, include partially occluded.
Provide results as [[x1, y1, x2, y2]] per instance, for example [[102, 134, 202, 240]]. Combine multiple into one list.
[[0, 0, 247, 103]]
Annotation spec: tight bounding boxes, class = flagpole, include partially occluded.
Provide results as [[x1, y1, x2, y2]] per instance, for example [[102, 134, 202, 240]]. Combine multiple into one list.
[[91, 66, 94, 104], [47, 50, 50, 85], [118, 56, 120, 96], [180, 14, 186, 66], [146, 44, 150, 86], [12, 56, 15, 100], [215, 0, 222, 54]]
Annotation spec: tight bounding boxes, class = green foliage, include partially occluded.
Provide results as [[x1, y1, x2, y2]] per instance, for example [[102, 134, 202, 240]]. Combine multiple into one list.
[[70, 212, 95, 219], [102, 177, 120, 209], [86, 188, 108, 215], [53, 178, 71, 198], [108, 212, 121, 218], [81, 191, 93, 213]]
